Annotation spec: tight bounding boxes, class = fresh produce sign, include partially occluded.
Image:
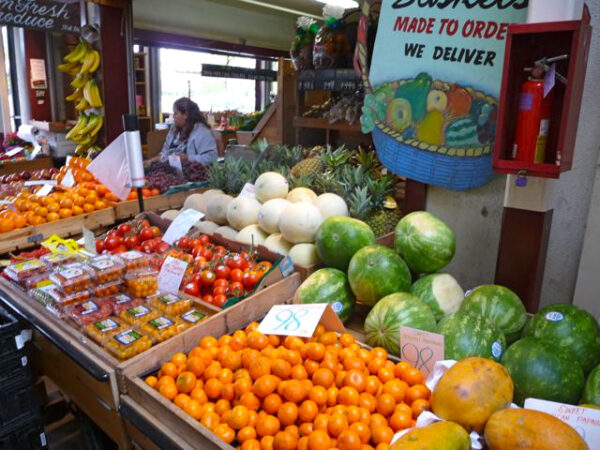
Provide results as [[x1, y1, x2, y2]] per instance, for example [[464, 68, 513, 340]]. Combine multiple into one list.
[[0, 0, 79, 33], [363, 0, 528, 188]]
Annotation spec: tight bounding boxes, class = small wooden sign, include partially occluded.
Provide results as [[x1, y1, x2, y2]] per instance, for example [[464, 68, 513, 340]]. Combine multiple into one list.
[[0, 0, 80, 33], [257, 303, 345, 338], [400, 326, 445, 378]]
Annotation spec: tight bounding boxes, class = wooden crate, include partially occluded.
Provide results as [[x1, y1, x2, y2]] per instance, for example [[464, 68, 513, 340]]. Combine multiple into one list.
[[114, 188, 206, 220], [0, 207, 116, 254], [0, 156, 53, 176], [120, 273, 301, 449]]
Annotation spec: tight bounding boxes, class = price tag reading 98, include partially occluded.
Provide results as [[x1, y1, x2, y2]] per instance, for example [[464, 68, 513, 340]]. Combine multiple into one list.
[[399, 326, 445, 378], [257, 304, 330, 338]]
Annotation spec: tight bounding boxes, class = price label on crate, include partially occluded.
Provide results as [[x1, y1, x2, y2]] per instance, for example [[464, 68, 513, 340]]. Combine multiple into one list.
[[82, 226, 96, 255], [24, 180, 57, 186], [34, 184, 53, 197], [524, 398, 600, 447], [278, 255, 295, 278], [399, 326, 444, 378], [162, 209, 204, 244], [61, 169, 75, 187], [257, 303, 345, 338], [158, 256, 188, 294]]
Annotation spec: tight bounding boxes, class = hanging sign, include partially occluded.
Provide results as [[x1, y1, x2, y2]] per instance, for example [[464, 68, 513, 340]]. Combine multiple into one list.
[[0, 0, 80, 33], [202, 64, 277, 82], [362, 0, 528, 190]]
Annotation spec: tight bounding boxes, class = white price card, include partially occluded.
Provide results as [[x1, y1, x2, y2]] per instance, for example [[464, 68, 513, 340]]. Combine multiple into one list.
[[0, 200, 16, 212], [34, 184, 53, 197], [239, 183, 256, 199], [400, 326, 445, 378], [168, 154, 183, 174], [61, 169, 75, 187], [524, 398, 600, 446], [162, 209, 204, 244], [257, 303, 345, 338], [29, 144, 42, 160], [82, 226, 97, 255], [158, 256, 188, 294], [24, 180, 57, 186], [5, 146, 24, 157]]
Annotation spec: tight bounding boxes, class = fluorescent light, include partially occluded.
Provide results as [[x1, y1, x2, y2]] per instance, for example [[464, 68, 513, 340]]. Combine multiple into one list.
[[315, 0, 359, 9]]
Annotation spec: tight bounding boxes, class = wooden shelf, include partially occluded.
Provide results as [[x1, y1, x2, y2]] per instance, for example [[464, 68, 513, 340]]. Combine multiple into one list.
[[293, 116, 362, 132]]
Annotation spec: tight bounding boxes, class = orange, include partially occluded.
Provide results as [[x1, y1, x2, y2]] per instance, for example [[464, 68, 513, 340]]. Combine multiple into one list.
[[371, 426, 393, 445], [405, 384, 430, 403], [215, 398, 231, 417], [221, 383, 234, 401], [157, 375, 175, 389], [186, 357, 206, 377], [94, 200, 107, 210], [71, 205, 84, 216], [349, 422, 371, 445], [277, 402, 298, 427], [200, 411, 220, 431], [382, 379, 407, 403], [145, 376, 158, 389], [249, 357, 272, 380], [95, 184, 108, 196], [174, 393, 191, 409], [327, 413, 348, 437], [389, 410, 412, 431], [253, 375, 279, 398], [242, 439, 261, 450], [365, 376, 381, 396], [307, 429, 330, 450], [29, 215, 44, 225], [222, 351, 242, 371], [271, 358, 292, 380], [200, 336, 218, 348], [376, 393, 395, 417], [204, 361, 222, 380], [298, 399, 318, 422], [298, 422, 313, 437], [256, 414, 280, 437], [229, 405, 250, 430], [371, 348, 388, 361], [290, 364, 308, 381], [346, 405, 361, 424], [0, 218, 14, 233], [304, 359, 320, 377], [337, 429, 362, 450], [283, 336, 304, 351], [309, 385, 327, 406], [370, 413, 387, 429], [357, 348, 372, 364], [368, 358, 386, 375], [319, 331, 338, 346], [338, 386, 360, 406], [312, 368, 334, 388], [190, 388, 207, 404], [13, 215, 27, 228], [239, 392, 261, 411], [263, 393, 282, 415], [184, 399, 203, 420], [230, 330, 248, 351], [204, 378, 223, 399], [377, 367, 395, 384], [260, 435, 275, 450], [320, 357, 337, 374], [82, 203, 95, 213], [59, 198, 73, 208], [84, 192, 98, 204], [272, 430, 297, 450], [282, 379, 305, 403], [410, 398, 430, 419], [34, 206, 48, 217], [305, 343, 326, 361], [326, 386, 339, 407], [313, 413, 329, 432], [46, 212, 60, 222], [218, 368, 234, 385], [401, 367, 424, 386], [73, 195, 85, 206], [235, 377, 253, 398], [46, 202, 60, 213], [176, 371, 197, 394], [238, 426, 257, 443], [161, 362, 178, 378], [394, 361, 411, 379], [343, 357, 365, 372], [344, 370, 366, 392], [158, 382, 178, 400], [171, 352, 187, 365], [359, 393, 377, 413], [248, 332, 269, 351], [214, 423, 235, 444]]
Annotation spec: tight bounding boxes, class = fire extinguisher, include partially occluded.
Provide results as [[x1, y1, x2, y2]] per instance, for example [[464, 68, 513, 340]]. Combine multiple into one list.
[[513, 55, 568, 163]]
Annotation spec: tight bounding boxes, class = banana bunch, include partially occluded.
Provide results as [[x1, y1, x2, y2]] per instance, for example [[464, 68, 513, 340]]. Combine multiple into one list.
[[83, 80, 103, 108], [63, 40, 90, 64], [65, 113, 103, 145]]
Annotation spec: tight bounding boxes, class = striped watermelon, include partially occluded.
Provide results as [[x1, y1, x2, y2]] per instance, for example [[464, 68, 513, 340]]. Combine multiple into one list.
[[523, 304, 600, 374], [437, 311, 506, 362], [410, 273, 464, 320], [445, 117, 480, 147], [502, 337, 585, 405], [460, 285, 526, 337], [364, 292, 436, 356], [394, 211, 455, 274], [582, 364, 600, 405]]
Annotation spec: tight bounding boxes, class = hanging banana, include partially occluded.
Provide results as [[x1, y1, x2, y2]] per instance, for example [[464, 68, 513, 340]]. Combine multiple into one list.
[[64, 40, 90, 64], [75, 98, 90, 111], [65, 88, 83, 102], [65, 114, 89, 140], [83, 80, 103, 108]]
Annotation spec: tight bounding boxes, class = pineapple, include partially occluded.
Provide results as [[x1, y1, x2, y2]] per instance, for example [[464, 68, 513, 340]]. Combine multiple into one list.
[[347, 186, 375, 222], [288, 174, 314, 189], [365, 176, 402, 236], [223, 157, 250, 195], [314, 171, 342, 195], [354, 146, 379, 174], [321, 145, 353, 173], [207, 160, 227, 191], [290, 146, 324, 177]]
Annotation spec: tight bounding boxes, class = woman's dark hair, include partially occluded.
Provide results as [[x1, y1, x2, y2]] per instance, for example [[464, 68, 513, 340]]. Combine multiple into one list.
[[173, 97, 209, 141]]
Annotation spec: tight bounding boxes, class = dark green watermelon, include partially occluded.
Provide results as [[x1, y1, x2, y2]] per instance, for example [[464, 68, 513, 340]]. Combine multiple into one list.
[[523, 303, 600, 374], [294, 268, 355, 323], [460, 285, 527, 337], [582, 364, 600, 405], [394, 211, 455, 274], [315, 216, 375, 271], [347, 245, 411, 306], [502, 337, 585, 406], [437, 311, 506, 362], [364, 292, 436, 356]]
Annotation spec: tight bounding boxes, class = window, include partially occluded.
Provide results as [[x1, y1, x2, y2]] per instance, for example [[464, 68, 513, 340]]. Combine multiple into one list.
[[159, 48, 258, 117], [1, 26, 15, 132]]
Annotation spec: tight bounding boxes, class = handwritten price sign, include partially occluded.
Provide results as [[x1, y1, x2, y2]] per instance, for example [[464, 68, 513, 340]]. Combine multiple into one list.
[[258, 304, 345, 338], [400, 326, 444, 378]]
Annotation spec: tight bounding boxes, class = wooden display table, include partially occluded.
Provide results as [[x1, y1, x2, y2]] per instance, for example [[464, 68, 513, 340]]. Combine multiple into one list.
[[0, 157, 53, 176]]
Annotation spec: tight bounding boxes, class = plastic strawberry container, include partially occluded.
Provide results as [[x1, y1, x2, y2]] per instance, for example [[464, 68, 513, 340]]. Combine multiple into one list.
[[124, 269, 158, 298], [173, 309, 209, 331], [50, 263, 93, 293], [84, 317, 127, 344], [139, 315, 179, 343], [30, 284, 91, 306], [118, 305, 159, 326], [88, 255, 125, 283], [40, 252, 81, 270], [103, 294, 144, 315], [92, 279, 122, 298], [68, 299, 113, 327], [4, 259, 47, 284], [104, 329, 152, 360], [116, 250, 151, 272], [148, 293, 191, 317]]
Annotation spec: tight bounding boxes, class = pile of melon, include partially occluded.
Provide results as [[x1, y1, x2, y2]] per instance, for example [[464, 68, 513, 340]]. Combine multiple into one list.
[[161, 172, 349, 266]]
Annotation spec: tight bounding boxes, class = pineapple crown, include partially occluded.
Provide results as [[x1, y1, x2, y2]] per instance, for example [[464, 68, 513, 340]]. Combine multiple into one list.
[[347, 185, 375, 221]]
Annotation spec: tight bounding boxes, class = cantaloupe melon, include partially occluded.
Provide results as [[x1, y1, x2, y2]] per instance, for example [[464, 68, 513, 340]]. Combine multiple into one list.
[[314, 193, 348, 219], [236, 224, 268, 246], [206, 194, 233, 225], [258, 198, 290, 234], [279, 202, 323, 243], [226, 196, 260, 230], [254, 172, 289, 202], [288, 243, 320, 266], [263, 234, 293, 255], [286, 187, 317, 203]]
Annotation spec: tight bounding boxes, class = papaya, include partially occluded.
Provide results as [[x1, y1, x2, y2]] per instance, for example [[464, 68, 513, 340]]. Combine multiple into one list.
[[431, 357, 513, 433], [484, 408, 588, 450], [391, 421, 470, 450]]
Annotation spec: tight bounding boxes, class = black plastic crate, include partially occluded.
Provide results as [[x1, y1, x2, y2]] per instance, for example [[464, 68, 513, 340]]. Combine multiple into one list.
[[0, 374, 40, 435], [0, 306, 29, 362], [0, 420, 47, 450]]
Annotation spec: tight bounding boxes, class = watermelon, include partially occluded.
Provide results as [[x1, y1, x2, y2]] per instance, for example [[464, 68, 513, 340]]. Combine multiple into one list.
[[364, 292, 436, 356], [460, 285, 526, 337], [347, 245, 411, 306], [294, 268, 355, 323], [522, 303, 600, 374], [410, 273, 464, 320], [582, 364, 600, 405], [315, 216, 375, 271], [502, 337, 585, 405], [437, 311, 506, 362], [394, 211, 455, 274]]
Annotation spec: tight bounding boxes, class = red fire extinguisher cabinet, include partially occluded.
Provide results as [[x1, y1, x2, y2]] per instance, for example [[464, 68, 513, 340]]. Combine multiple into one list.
[[493, 11, 592, 179]]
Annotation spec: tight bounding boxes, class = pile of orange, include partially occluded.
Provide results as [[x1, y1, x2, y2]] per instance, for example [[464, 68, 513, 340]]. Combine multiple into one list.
[[127, 187, 160, 201], [146, 324, 432, 450]]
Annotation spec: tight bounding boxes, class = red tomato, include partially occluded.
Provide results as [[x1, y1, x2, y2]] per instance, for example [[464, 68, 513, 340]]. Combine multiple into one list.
[[242, 271, 260, 290], [177, 236, 191, 249], [198, 234, 210, 246], [150, 226, 162, 237], [113, 244, 127, 253], [194, 256, 208, 269], [213, 294, 228, 308], [183, 281, 200, 297], [123, 235, 139, 249], [95, 240, 104, 253], [230, 269, 243, 283], [225, 255, 242, 270], [191, 245, 204, 258], [256, 261, 273, 274], [214, 265, 231, 280], [106, 230, 119, 239], [156, 241, 170, 253], [228, 281, 244, 297], [213, 278, 229, 289], [202, 294, 214, 304], [213, 245, 227, 255], [104, 236, 122, 251], [199, 270, 216, 287], [138, 219, 150, 228], [140, 227, 154, 241], [213, 286, 227, 296], [117, 223, 132, 236], [200, 248, 213, 260]]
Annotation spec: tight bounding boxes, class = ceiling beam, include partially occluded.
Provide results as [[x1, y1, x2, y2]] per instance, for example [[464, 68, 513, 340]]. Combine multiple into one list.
[[233, 0, 323, 20]]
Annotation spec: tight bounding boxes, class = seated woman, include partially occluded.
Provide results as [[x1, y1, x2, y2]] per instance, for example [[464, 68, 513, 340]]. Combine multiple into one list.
[[160, 97, 218, 165]]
